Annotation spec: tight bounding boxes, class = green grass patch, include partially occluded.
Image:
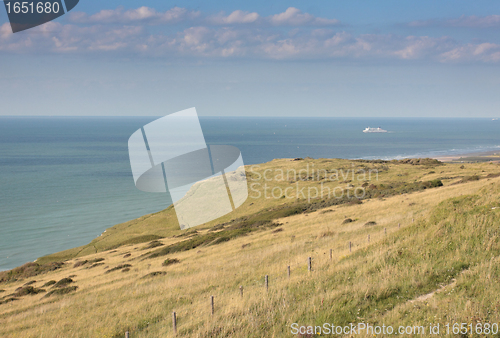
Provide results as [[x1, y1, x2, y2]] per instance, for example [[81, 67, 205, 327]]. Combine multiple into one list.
[[0, 262, 64, 284], [43, 286, 78, 298]]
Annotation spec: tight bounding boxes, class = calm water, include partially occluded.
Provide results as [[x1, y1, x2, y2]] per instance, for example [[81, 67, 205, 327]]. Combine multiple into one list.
[[0, 117, 499, 270]]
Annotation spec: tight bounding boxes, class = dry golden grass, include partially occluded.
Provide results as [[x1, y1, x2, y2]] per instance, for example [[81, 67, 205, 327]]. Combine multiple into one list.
[[1, 159, 500, 337]]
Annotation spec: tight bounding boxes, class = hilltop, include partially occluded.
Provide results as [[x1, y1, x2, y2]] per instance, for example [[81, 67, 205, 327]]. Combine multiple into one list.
[[1, 158, 500, 337]]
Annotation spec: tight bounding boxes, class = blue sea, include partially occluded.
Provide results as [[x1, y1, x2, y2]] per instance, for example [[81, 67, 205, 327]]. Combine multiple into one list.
[[0, 117, 499, 271]]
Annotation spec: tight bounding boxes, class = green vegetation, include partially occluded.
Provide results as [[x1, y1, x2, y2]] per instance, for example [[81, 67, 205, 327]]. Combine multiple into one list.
[[105, 264, 132, 274], [162, 258, 180, 267], [13, 286, 46, 297], [43, 286, 78, 298], [0, 262, 64, 283], [52, 277, 74, 288], [141, 271, 167, 279]]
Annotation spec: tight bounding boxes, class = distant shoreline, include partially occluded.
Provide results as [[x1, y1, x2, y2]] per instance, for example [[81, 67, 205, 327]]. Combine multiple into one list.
[[432, 150, 500, 163]]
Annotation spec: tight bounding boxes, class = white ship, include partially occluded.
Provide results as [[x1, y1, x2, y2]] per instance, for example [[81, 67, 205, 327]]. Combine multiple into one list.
[[363, 127, 387, 133]]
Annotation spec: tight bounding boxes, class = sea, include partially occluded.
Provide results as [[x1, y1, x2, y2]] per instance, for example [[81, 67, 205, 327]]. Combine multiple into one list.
[[0, 117, 499, 271]]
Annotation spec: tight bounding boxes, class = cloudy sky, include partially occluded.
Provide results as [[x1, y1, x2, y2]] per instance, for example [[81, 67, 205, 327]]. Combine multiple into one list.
[[1, 0, 500, 117]]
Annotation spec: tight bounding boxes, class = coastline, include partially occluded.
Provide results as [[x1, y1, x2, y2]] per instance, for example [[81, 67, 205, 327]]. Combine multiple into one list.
[[1, 148, 499, 272], [432, 150, 500, 163]]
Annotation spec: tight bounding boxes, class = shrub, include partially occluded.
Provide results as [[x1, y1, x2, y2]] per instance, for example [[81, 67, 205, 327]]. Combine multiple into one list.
[[0, 262, 64, 283], [87, 263, 105, 269], [13, 286, 46, 297], [143, 240, 164, 250], [429, 179, 443, 187], [0, 297, 17, 305], [141, 271, 166, 279], [73, 260, 88, 268], [460, 175, 480, 183], [162, 258, 180, 267], [105, 264, 132, 274], [88, 258, 104, 264], [41, 280, 56, 287], [43, 286, 78, 298], [52, 278, 73, 288]]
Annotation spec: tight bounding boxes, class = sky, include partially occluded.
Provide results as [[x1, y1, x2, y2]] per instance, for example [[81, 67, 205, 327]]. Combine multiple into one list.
[[1, 0, 500, 117]]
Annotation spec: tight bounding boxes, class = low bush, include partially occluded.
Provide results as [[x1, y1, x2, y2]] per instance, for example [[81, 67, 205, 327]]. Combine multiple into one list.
[[43, 286, 78, 298], [52, 278, 73, 288], [162, 258, 180, 267], [105, 264, 132, 274]]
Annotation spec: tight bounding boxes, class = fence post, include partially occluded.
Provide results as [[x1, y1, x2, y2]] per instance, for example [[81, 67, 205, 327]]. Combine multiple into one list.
[[211, 296, 214, 315], [287, 265, 290, 278], [384, 227, 387, 235], [368, 234, 370, 242], [172, 312, 177, 335], [349, 241, 352, 252], [398, 222, 400, 229], [125, 332, 129, 338], [265, 275, 269, 291], [239, 285, 243, 297], [329, 249, 332, 260], [308, 257, 312, 272]]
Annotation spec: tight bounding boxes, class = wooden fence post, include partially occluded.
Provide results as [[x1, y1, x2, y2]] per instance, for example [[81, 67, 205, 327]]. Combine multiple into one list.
[[308, 257, 312, 272], [349, 241, 352, 252], [239, 285, 243, 297], [125, 332, 129, 338], [211, 296, 214, 315], [172, 312, 177, 335], [265, 275, 269, 291], [329, 249, 332, 260], [287, 265, 290, 278]]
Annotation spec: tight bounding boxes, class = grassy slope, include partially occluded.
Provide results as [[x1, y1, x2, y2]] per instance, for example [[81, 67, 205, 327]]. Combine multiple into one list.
[[1, 158, 500, 337], [38, 158, 453, 263]]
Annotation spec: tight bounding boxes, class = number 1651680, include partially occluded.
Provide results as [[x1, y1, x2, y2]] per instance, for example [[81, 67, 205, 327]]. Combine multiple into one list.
[[5, 2, 60, 14]]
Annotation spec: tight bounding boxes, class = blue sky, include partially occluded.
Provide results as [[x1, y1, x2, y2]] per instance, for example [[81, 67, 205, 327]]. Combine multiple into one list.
[[1, 0, 500, 117]]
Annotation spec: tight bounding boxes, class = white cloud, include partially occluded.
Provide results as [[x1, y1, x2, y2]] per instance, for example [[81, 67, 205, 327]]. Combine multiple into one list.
[[1, 7, 500, 64], [409, 15, 500, 28], [70, 6, 339, 27], [440, 42, 500, 62], [209, 10, 260, 24], [393, 36, 455, 60], [69, 6, 340, 26], [269, 7, 340, 26], [69, 6, 200, 25]]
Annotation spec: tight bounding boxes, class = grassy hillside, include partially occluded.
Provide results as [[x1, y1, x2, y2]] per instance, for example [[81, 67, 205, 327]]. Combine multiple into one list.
[[37, 157, 481, 263], [1, 158, 500, 337]]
